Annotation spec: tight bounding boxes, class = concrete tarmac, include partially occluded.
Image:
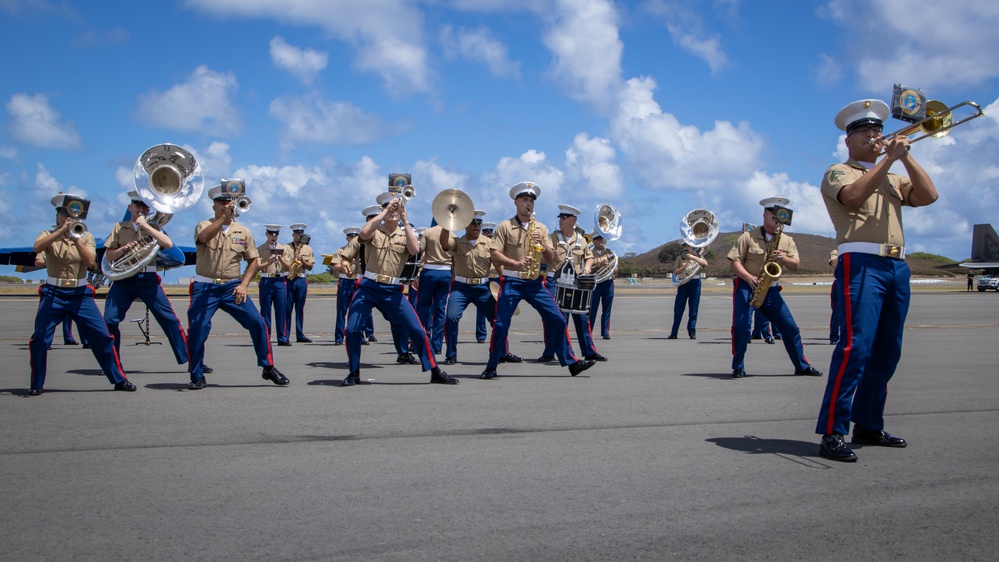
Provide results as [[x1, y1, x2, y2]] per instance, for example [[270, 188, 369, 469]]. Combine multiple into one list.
[[1, 289, 997, 560]]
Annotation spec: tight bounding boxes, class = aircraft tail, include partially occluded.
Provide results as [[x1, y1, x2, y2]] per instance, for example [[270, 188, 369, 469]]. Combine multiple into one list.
[[970, 224, 999, 262]]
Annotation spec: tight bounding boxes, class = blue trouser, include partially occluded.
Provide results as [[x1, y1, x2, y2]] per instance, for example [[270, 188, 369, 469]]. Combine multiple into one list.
[[187, 280, 273, 382], [475, 308, 488, 340], [670, 279, 700, 337], [829, 280, 843, 342], [416, 269, 450, 353], [336, 278, 374, 342], [588, 279, 614, 338], [258, 277, 290, 344], [817, 254, 910, 436], [444, 281, 507, 359], [62, 318, 75, 343], [104, 272, 189, 364], [29, 284, 127, 389], [489, 277, 578, 370], [541, 279, 597, 358], [345, 278, 437, 372], [751, 308, 781, 339], [286, 276, 308, 340], [731, 279, 810, 373]]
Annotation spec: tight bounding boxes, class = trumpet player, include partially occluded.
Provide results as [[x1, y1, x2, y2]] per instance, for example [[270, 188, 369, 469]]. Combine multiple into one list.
[[285, 223, 315, 343], [186, 183, 289, 390], [727, 197, 821, 379], [481, 182, 595, 380], [27, 194, 136, 395], [102, 191, 190, 368], [257, 224, 292, 347], [815, 99, 938, 462]]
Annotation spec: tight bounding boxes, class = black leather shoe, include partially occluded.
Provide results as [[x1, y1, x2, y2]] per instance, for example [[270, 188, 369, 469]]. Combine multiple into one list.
[[342, 372, 360, 386], [334, 341, 343, 346], [27, 388, 43, 396], [81, 343, 91, 349], [188, 378, 207, 390], [430, 368, 459, 384], [536, 355, 555, 363], [774, 335, 783, 340], [368, 336, 378, 343], [500, 353, 523, 363], [360, 339, 369, 346], [765, 337, 776, 344], [568, 359, 595, 376], [203, 365, 214, 374], [477, 338, 486, 343], [689, 334, 696, 340], [397, 353, 420, 365], [297, 337, 313, 343], [114, 379, 137, 392], [480, 369, 497, 379], [794, 366, 823, 377], [278, 341, 292, 347], [829, 338, 839, 345], [852, 427, 907, 447], [64, 339, 79, 345], [443, 356, 457, 365], [820, 434, 858, 462], [602, 335, 610, 340], [731, 368, 746, 378], [584, 353, 608, 362], [666, 334, 678, 340], [262, 366, 290, 385]]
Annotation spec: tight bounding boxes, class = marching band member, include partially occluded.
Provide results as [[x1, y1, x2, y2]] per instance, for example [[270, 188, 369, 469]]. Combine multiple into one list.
[[416, 221, 452, 355], [256, 224, 292, 346], [340, 191, 458, 386], [668, 242, 707, 340], [102, 190, 189, 367], [727, 197, 822, 379], [440, 210, 519, 365], [333, 226, 362, 346], [588, 231, 616, 340], [474, 222, 499, 343], [480, 182, 595, 380], [816, 99, 937, 462], [538, 204, 605, 363], [286, 223, 315, 343], [186, 183, 289, 390], [28, 194, 136, 395]]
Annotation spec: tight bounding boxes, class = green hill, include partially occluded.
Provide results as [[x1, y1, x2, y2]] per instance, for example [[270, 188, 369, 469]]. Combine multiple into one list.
[[616, 231, 964, 278]]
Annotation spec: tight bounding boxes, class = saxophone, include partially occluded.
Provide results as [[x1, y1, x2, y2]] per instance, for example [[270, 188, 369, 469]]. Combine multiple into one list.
[[288, 245, 302, 278], [749, 223, 784, 309], [523, 212, 544, 279]]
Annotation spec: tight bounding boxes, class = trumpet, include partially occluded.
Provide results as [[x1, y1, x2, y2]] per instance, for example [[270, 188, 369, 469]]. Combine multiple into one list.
[[235, 195, 252, 213], [68, 219, 88, 239], [869, 100, 983, 153], [388, 184, 415, 206]]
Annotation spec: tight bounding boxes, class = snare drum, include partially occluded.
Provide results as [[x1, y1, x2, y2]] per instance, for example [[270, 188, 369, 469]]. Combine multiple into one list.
[[555, 274, 596, 315], [398, 253, 421, 283]]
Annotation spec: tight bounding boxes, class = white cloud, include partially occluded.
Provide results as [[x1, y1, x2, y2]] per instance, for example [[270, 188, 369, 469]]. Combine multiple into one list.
[[0, 145, 17, 159], [477, 150, 566, 217], [269, 36, 328, 84], [822, 0, 999, 92], [564, 132, 623, 199], [610, 77, 765, 190], [269, 94, 385, 148], [186, 0, 432, 93], [34, 163, 62, 194], [440, 25, 520, 78], [665, 23, 728, 75], [642, 0, 731, 74], [5, 93, 82, 150], [542, 0, 623, 113], [134, 65, 241, 135]]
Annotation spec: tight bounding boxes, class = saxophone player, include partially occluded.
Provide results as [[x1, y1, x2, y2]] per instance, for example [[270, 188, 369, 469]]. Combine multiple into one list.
[[726, 197, 822, 379], [285, 223, 315, 343], [480, 182, 596, 380]]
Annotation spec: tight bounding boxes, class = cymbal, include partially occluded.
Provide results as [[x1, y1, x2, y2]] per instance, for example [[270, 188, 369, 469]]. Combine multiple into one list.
[[431, 189, 475, 231]]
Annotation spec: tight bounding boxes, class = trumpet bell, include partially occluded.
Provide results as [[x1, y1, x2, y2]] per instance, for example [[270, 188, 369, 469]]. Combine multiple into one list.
[[68, 220, 88, 239], [594, 203, 622, 241], [235, 195, 252, 212], [133, 144, 205, 215], [680, 209, 719, 248], [431, 189, 475, 231]]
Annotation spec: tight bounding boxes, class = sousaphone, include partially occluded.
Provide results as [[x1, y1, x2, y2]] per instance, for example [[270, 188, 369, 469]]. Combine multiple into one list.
[[672, 209, 719, 285]]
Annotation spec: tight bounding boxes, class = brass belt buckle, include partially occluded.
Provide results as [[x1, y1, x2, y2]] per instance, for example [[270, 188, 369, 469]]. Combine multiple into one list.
[[59, 278, 77, 288], [883, 244, 902, 258], [469, 278, 482, 285], [215, 278, 227, 284], [377, 274, 391, 284]]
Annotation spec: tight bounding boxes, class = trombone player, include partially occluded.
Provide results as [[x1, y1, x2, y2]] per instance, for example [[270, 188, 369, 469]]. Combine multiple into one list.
[[102, 190, 190, 369], [816, 99, 938, 462]]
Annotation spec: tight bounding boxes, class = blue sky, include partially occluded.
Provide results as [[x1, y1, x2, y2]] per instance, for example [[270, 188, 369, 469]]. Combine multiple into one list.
[[3, 0, 999, 280]]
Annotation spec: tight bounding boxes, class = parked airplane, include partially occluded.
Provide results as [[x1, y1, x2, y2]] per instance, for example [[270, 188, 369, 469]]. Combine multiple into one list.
[[958, 224, 999, 272]]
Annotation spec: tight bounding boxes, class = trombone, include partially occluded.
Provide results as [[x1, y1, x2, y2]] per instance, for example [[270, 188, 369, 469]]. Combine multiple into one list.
[[871, 100, 984, 153]]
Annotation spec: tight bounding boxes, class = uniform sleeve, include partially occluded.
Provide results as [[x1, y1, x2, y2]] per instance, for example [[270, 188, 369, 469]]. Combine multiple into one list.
[[105, 223, 122, 249], [727, 233, 748, 262], [244, 231, 259, 261], [820, 164, 852, 203], [83, 233, 97, 255], [783, 236, 798, 260]]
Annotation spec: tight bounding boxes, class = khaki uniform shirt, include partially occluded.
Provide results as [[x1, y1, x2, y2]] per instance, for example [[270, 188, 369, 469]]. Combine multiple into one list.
[[451, 236, 492, 279], [727, 227, 798, 278], [256, 243, 290, 276], [288, 242, 315, 279], [194, 220, 258, 279], [419, 225, 453, 266], [361, 227, 410, 278], [548, 229, 592, 274], [490, 217, 550, 274], [673, 253, 699, 274], [36, 229, 95, 280], [820, 158, 913, 247], [334, 239, 360, 279], [106, 221, 158, 250]]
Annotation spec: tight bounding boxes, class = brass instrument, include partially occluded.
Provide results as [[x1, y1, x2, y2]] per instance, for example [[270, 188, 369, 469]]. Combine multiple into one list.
[[749, 206, 791, 309], [235, 195, 252, 213], [103, 144, 204, 281], [870, 100, 984, 153], [672, 209, 719, 286], [68, 220, 88, 239], [523, 211, 543, 279], [590, 203, 622, 283], [289, 248, 302, 279]]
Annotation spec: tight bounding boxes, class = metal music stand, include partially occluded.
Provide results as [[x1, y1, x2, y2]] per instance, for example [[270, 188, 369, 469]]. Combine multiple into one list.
[[131, 307, 161, 346]]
